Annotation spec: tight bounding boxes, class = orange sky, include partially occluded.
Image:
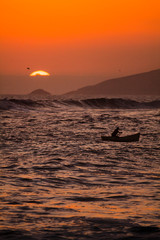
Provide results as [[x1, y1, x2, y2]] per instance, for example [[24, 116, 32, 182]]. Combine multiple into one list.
[[0, 0, 160, 93]]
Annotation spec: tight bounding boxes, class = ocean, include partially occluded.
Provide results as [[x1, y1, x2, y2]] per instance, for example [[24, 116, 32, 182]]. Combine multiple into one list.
[[0, 96, 160, 240]]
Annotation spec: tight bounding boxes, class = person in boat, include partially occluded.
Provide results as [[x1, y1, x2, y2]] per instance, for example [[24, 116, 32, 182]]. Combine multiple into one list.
[[111, 127, 120, 137]]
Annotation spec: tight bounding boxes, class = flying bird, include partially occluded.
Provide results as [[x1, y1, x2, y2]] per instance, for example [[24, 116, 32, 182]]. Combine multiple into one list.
[[27, 67, 30, 70]]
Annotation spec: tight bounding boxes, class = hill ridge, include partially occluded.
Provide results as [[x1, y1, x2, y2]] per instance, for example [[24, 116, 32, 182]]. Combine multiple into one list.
[[63, 69, 160, 97], [29, 89, 51, 96]]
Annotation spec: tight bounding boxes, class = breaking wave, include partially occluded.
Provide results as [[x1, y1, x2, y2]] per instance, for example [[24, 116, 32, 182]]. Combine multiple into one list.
[[0, 98, 43, 110], [0, 97, 160, 111]]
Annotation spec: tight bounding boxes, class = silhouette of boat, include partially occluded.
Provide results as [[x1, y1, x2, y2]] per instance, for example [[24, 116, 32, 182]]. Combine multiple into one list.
[[101, 133, 140, 142]]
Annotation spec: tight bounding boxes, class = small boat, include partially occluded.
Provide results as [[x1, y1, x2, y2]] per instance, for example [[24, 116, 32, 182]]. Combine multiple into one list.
[[101, 132, 140, 142]]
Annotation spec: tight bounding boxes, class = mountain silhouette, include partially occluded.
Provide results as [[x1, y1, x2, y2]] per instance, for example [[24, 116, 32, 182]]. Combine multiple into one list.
[[29, 89, 51, 96], [63, 69, 160, 98]]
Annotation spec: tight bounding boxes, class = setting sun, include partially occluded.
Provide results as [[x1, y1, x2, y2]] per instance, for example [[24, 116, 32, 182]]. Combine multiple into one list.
[[30, 70, 50, 76]]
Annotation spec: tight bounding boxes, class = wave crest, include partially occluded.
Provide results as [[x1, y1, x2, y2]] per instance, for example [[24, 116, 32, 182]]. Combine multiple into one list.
[[0, 98, 42, 110], [0, 97, 160, 111], [57, 98, 160, 109]]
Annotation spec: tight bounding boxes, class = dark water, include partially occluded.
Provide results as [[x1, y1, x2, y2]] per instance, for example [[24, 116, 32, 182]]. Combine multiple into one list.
[[0, 97, 160, 239]]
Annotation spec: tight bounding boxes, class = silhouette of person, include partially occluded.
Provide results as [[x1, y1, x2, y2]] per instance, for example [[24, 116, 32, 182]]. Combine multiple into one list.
[[112, 127, 120, 137]]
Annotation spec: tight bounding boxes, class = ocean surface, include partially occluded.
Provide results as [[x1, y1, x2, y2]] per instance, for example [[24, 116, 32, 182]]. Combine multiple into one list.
[[0, 96, 160, 240]]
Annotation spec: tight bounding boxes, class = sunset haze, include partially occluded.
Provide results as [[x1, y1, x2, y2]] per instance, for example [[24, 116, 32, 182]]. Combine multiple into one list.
[[0, 0, 160, 93], [1, 2, 160, 239]]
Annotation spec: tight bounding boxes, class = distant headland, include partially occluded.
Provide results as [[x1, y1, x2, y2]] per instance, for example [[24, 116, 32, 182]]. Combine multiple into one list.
[[62, 69, 160, 98], [28, 89, 51, 97]]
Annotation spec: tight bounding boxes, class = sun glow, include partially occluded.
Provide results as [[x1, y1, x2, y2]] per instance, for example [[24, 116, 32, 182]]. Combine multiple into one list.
[[30, 70, 50, 76]]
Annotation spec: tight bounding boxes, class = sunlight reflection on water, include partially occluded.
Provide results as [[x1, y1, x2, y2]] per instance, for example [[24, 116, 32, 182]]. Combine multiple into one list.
[[0, 103, 160, 239]]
